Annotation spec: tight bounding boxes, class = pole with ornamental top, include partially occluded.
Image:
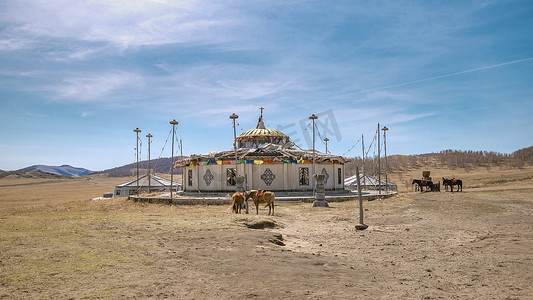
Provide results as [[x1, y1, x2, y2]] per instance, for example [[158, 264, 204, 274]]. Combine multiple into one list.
[[229, 113, 239, 173], [311, 115, 328, 207], [230, 113, 247, 213]]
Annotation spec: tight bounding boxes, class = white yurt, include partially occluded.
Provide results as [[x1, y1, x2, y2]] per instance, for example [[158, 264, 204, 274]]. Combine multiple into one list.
[[344, 174, 397, 191], [113, 174, 180, 197]]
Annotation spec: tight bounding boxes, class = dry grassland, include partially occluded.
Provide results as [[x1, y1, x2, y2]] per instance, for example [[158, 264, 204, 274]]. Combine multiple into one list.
[[0, 169, 532, 299]]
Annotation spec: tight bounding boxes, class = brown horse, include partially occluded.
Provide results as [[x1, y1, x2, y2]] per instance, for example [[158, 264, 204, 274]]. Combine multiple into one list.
[[245, 190, 275, 215], [231, 192, 245, 213]]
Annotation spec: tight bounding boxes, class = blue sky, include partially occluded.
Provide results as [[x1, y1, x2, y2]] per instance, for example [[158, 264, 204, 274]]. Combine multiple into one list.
[[1, 0, 532, 171]]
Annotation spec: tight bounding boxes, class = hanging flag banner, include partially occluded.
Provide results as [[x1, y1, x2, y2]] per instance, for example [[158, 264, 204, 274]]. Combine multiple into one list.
[[178, 153, 345, 168]]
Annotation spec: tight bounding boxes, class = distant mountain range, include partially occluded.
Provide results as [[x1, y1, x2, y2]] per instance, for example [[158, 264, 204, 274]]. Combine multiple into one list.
[[0, 158, 185, 179], [23, 165, 94, 177], [0, 168, 69, 179], [96, 156, 185, 177]]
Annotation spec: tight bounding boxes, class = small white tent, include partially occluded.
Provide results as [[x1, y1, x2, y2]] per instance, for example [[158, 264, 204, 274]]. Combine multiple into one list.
[[344, 174, 397, 191], [113, 174, 180, 197]]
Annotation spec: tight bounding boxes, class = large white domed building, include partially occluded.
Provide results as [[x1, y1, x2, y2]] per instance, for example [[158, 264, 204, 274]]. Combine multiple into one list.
[[176, 110, 347, 193]]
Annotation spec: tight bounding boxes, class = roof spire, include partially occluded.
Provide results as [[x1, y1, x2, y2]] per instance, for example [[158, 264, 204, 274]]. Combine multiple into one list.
[[257, 107, 266, 129]]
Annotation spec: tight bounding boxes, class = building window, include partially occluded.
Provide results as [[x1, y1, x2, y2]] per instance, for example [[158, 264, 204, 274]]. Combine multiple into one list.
[[299, 167, 309, 186], [227, 168, 236, 186], [188, 170, 193, 186], [338, 168, 342, 185]]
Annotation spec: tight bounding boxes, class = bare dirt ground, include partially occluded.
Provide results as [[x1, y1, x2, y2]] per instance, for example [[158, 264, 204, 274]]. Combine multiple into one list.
[[1, 169, 532, 299]]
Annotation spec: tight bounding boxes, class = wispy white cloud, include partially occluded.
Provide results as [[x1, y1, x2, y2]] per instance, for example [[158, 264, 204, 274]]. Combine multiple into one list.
[[0, 38, 32, 51], [0, 0, 238, 53], [184, 76, 300, 101], [44, 45, 116, 61], [48, 71, 144, 102], [354, 57, 533, 94]]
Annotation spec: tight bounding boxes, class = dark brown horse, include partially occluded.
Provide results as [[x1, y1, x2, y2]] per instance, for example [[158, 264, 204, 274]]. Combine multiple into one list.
[[412, 179, 435, 192], [442, 178, 462, 192]]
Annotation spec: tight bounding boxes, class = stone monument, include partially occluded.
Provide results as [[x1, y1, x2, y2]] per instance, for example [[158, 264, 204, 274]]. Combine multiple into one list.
[[312, 174, 329, 207]]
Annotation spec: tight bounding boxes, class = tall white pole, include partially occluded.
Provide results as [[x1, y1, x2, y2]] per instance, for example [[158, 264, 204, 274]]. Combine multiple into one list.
[[170, 119, 178, 199], [146, 133, 152, 193], [355, 166, 368, 230], [362, 133, 365, 189], [378, 123, 381, 195], [230, 112, 247, 213], [229, 113, 239, 178], [133, 128, 141, 196], [382, 126, 389, 194], [309, 114, 318, 195], [180, 139, 183, 193]]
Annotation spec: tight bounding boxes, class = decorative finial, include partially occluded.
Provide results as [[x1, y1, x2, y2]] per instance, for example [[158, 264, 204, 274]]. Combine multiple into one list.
[[257, 107, 266, 129]]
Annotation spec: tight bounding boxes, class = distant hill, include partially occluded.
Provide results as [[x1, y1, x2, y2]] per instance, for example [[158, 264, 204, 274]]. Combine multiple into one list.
[[345, 146, 533, 177], [97, 156, 185, 177], [23, 165, 93, 177], [512, 146, 533, 164], [0, 168, 69, 179]]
